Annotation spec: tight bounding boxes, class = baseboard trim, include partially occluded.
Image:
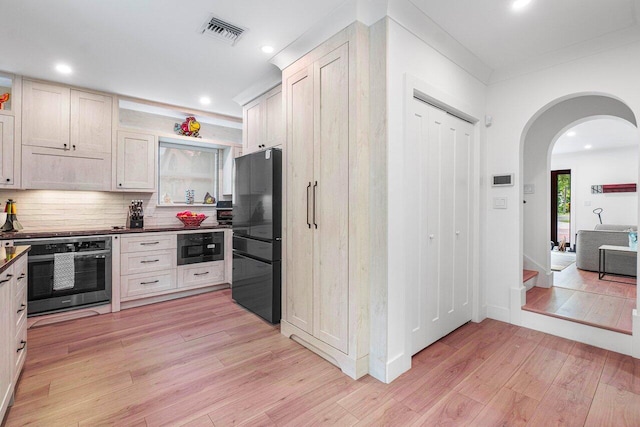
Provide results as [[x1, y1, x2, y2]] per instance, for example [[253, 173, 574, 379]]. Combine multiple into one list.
[[486, 304, 510, 323]]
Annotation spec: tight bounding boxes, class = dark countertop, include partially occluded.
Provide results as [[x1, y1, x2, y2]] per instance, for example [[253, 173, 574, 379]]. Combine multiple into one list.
[[1, 225, 231, 240], [0, 245, 30, 275]]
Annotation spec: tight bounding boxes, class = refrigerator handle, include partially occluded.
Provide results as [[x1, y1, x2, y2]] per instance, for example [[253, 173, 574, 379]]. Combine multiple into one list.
[[306, 182, 311, 228], [313, 181, 318, 229]]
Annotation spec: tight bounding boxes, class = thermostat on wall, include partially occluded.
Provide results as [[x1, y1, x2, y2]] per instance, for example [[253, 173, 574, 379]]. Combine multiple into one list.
[[492, 174, 514, 187]]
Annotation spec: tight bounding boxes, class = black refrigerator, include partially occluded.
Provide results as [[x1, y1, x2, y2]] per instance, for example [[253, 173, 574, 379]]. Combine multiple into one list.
[[232, 148, 282, 323]]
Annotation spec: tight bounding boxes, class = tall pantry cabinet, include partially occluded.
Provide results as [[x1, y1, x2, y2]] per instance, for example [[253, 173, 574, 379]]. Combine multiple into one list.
[[280, 23, 371, 379]]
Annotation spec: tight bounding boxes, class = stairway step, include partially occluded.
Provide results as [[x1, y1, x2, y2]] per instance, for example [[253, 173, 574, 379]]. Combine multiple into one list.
[[523, 269, 539, 283]]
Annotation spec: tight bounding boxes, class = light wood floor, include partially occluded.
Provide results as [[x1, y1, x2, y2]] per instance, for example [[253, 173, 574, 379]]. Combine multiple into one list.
[[6, 289, 640, 426], [523, 263, 636, 334]]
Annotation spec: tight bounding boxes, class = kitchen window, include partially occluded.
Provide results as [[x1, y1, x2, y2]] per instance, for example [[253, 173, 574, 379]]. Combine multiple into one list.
[[158, 141, 220, 205]]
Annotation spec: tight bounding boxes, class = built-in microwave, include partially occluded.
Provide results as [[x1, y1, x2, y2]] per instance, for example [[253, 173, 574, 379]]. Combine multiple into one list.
[[177, 232, 224, 265]]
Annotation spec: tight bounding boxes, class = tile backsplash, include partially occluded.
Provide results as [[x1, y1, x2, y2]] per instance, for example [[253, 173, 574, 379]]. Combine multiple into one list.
[[0, 190, 219, 231]]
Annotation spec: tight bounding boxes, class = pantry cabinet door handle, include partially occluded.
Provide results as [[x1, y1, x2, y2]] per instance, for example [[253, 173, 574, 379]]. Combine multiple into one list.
[[194, 272, 210, 276], [17, 273, 25, 281], [306, 182, 311, 229], [17, 340, 26, 352], [141, 242, 160, 246], [0, 274, 13, 284], [141, 259, 160, 264], [17, 303, 26, 314], [313, 181, 318, 229], [140, 280, 159, 285]]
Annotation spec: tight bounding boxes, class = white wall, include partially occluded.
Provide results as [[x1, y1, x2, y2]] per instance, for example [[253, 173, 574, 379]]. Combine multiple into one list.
[[552, 146, 639, 238], [485, 40, 640, 323], [383, 17, 486, 382]]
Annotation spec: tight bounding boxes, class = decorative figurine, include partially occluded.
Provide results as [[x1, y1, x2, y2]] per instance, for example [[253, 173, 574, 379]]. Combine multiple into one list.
[[174, 116, 201, 138], [203, 192, 215, 204], [0, 93, 9, 110]]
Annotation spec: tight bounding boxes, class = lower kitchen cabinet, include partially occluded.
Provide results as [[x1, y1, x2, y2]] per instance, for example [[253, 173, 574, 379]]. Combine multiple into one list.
[[0, 251, 28, 422], [117, 231, 230, 308], [121, 270, 177, 300], [178, 261, 225, 289]]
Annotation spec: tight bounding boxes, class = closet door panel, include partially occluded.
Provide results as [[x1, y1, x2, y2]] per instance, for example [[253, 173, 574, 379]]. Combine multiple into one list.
[[313, 44, 349, 353], [285, 66, 314, 334]]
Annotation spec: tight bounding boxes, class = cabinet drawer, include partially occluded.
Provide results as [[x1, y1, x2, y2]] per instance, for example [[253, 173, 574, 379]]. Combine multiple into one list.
[[121, 234, 176, 253], [122, 270, 176, 299], [15, 284, 27, 327], [121, 249, 176, 275], [178, 261, 225, 289], [14, 316, 27, 376]]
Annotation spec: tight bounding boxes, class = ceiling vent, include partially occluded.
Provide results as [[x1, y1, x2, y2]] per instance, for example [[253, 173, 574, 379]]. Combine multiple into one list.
[[199, 14, 246, 46]]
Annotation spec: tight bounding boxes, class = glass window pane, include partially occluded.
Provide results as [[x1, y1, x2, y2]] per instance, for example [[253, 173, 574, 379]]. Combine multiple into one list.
[[158, 142, 219, 204]]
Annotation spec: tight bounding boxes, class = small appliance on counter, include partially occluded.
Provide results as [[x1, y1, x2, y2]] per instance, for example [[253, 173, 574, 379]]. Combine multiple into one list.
[[216, 201, 232, 225], [128, 200, 144, 228]]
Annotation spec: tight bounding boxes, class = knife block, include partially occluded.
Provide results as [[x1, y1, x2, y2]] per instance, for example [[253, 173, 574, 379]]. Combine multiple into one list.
[[128, 217, 144, 229]]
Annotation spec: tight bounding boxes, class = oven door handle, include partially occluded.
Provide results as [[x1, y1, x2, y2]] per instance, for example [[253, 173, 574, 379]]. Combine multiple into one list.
[[28, 250, 112, 262]]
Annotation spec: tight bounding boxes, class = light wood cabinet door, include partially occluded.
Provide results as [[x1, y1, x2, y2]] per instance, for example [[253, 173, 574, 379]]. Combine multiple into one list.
[[0, 266, 14, 420], [243, 98, 262, 154], [285, 65, 315, 334], [263, 85, 283, 149], [312, 44, 350, 354], [22, 80, 70, 150], [71, 90, 112, 154], [116, 131, 156, 191], [0, 115, 15, 186]]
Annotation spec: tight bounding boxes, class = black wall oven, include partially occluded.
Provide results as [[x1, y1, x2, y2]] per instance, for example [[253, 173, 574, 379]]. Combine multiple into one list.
[[19, 236, 112, 315], [177, 232, 224, 265]]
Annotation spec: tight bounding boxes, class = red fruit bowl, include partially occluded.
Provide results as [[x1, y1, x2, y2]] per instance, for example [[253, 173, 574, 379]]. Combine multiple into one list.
[[176, 214, 207, 227]]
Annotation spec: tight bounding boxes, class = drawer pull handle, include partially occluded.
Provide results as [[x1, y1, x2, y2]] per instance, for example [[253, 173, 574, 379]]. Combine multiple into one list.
[[0, 274, 14, 284], [194, 272, 210, 276], [141, 259, 160, 264], [140, 280, 160, 285], [17, 274, 25, 281], [17, 303, 26, 314], [141, 242, 160, 246], [17, 340, 26, 353]]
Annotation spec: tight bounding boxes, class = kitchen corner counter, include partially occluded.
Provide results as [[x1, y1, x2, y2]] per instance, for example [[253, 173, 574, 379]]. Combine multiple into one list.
[[0, 225, 231, 240], [0, 245, 30, 274]]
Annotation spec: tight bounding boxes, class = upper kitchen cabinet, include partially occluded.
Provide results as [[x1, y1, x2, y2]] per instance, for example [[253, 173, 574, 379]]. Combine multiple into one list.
[[0, 74, 21, 188], [22, 80, 113, 190], [23, 80, 112, 154], [242, 84, 283, 155], [115, 131, 156, 191]]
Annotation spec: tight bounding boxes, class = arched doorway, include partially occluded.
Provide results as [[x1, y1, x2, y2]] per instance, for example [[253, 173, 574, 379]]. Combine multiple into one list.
[[516, 93, 640, 354]]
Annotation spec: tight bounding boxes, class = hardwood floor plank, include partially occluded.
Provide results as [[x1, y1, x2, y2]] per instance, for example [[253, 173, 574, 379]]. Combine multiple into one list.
[[527, 384, 592, 427], [353, 398, 420, 427], [455, 335, 538, 404], [555, 291, 599, 320], [553, 343, 607, 399], [600, 351, 640, 395], [505, 334, 574, 401], [586, 294, 626, 329], [410, 391, 483, 426], [178, 414, 214, 427], [584, 383, 640, 427], [470, 387, 539, 427]]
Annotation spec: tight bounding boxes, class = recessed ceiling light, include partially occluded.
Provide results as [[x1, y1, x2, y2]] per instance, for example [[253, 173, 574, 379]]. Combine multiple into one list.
[[261, 45, 274, 54], [55, 63, 73, 75], [512, 0, 532, 10], [199, 97, 211, 106], [585, 145, 592, 149], [567, 131, 576, 137]]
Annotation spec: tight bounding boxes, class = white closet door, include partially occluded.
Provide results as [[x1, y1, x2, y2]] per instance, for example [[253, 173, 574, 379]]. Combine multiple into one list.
[[409, 98, 474, 355]]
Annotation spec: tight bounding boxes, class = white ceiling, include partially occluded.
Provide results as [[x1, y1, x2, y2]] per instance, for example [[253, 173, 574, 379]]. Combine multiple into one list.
[[553, 119, 639, 155], [1, 0, 640, 118]]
